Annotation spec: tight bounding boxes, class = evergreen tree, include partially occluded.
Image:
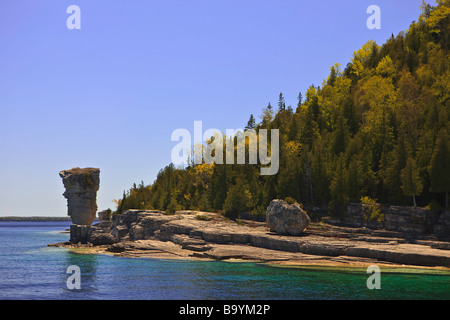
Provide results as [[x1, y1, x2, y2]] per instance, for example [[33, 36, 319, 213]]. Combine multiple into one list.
[[114, 1, 450, 223], [299, 91, 319, 148], [311, 140, 329, 205], [286, 105, 293, 113], [276, 141, 302, 201], [383, 136, 408, 203], [211, 164, 227, 210], [429, 128, 450, 208], [287, 114, 299, 141], [278, 92, 286, 112], [245, 114, 256, 131], [260, 103, 274, 128], [329, 155, 348, 217], [303, 147, 314, 204], [347, 156, 362, 203], [401, 157, 423, 208], [327, 64, 338, 86], [223, 181, 252, 219], [295, 92, 303, 113], [331, 113, 349, 155]]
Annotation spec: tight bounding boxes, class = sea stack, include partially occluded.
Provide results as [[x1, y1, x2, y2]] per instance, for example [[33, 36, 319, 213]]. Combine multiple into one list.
[[59, 167, 100, 226]]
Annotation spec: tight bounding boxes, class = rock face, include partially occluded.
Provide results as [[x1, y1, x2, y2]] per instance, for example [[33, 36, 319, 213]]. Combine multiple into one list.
[[266, 199, 311, 236], [344, 203, 450, 239], [88, 227, 115, 245], [434, 210, 450, 237], [98, 209, 112, 222], [70, 224, 91, 244], [50, 209, 450, 267], [59, 167, 100, 225]]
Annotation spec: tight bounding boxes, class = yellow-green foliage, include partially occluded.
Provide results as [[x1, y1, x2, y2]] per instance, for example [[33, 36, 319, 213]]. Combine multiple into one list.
[[361, 196, 384, 223], [115, 1, 450, 217]]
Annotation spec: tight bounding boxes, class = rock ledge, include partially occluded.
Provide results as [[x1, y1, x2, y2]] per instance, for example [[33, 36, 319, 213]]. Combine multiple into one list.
[[50, 209, 450, 269]]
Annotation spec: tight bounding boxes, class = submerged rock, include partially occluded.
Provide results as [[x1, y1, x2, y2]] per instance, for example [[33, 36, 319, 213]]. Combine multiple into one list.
[[266, 199, 310, 236]]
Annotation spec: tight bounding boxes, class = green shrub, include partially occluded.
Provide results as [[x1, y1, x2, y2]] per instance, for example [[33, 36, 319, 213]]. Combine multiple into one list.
[[195, 214, 213, 221], [166, 198, 182, 214], [223, 184, 252, 220], [360, 196, 384, 223], [425, 199, 443, 213], [284, 197, 296, 205]]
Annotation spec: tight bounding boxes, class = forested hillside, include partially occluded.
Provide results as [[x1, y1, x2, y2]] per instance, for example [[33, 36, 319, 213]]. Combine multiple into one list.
[[115, 1, 450, 219]]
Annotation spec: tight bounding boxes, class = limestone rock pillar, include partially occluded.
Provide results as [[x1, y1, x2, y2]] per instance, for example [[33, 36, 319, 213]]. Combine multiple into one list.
[[59, 167, 100, 226]]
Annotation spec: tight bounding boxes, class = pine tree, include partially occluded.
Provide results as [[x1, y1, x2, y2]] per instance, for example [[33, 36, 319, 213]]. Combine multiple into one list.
[[286, 105, 293, 113], [303, 148, 314, 204], [400, 157, 423, 208], [383, 136, 408, 203], [276, 141, 302, 201], [278, 92, 286, 112], [223, 180, 253, 219], [331, 113, 349, 155], [211, 164, 227, 210], [347, 156, 362, 202], [287, 114, 299, 141], [327, 65, 338, 86], [260, 103, 274, 128], [223, 184, 244, 220], [429, 128, 450, 208], [245, 114, 256, 131], [114, 1, 450, 224], [296, 92, 303, 113], [312, 140, 329, 205], [329, 155, 347, 216]]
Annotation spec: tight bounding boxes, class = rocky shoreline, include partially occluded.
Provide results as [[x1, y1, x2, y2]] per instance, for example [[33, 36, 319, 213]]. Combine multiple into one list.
[[49, 209, 450, 270]]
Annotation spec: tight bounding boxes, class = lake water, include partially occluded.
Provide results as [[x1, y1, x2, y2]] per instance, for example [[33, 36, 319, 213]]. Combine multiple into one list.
[[0, 221, 449, 300]]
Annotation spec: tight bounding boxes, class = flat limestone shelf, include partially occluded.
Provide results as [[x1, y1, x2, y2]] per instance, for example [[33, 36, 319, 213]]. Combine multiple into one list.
[[50, 210, 450, 269]]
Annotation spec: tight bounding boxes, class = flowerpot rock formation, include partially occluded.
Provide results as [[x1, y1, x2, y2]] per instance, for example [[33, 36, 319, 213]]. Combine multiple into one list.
[[59, 167, 100, 226]]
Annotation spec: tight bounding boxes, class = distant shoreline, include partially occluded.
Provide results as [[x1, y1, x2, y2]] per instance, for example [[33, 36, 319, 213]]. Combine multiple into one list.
[[0, 216, 72, 222]]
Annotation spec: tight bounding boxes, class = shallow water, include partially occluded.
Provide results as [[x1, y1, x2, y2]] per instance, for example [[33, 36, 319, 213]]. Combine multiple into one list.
[[0, 221, 449, 300]]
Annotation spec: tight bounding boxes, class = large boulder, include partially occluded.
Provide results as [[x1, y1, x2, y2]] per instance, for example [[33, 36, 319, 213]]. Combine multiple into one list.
[[266, 199, 310, 236], [98, 209, 112, 222]]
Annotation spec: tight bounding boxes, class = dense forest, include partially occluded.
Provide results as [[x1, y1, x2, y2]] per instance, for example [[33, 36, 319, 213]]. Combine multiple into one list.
[[114, 1, 450, 220]]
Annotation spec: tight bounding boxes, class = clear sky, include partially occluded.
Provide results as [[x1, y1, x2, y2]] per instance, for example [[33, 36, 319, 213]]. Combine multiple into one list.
[[0, 0, 433, 216]]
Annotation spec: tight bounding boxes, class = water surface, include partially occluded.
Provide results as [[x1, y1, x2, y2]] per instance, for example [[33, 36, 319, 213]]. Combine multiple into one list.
[[0, 221, 449, 300]]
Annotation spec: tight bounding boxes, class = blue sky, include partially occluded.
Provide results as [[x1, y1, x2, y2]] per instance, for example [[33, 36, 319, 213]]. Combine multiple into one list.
[[0, 0, 432, 216]]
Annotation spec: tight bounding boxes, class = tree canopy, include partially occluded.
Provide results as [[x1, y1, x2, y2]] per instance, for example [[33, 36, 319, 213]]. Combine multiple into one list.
[[115, 0, 450, 216]]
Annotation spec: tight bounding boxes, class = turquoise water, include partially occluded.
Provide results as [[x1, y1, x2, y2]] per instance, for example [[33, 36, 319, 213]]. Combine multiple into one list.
[[0, 221, 449, 300]]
